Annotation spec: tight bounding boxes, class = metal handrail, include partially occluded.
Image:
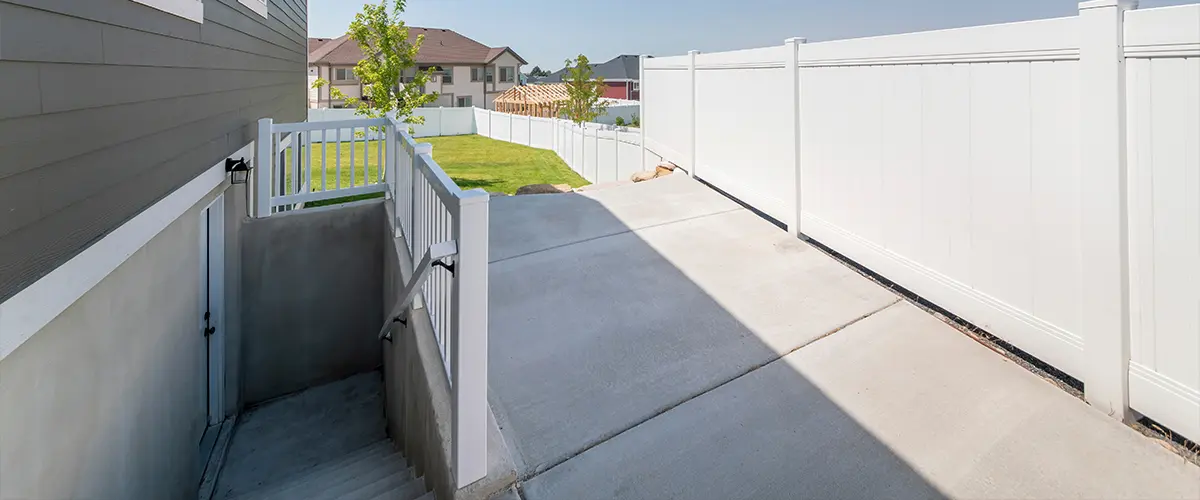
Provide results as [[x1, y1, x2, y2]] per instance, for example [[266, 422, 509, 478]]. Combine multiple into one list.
[[378, 240, 458, 339]]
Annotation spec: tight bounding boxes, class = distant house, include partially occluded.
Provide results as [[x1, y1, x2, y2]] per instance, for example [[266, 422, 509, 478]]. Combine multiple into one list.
[[309, 28, 526, 110], [542, 55, 642, 100]]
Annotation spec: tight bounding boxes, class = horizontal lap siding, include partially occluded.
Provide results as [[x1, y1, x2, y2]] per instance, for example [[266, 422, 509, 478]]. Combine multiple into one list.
[[0, 0, 307, 303]]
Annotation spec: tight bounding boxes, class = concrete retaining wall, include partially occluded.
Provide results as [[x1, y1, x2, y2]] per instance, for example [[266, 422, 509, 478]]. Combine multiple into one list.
[[241, 200, 386, 405], [0, 183, 238, 500]]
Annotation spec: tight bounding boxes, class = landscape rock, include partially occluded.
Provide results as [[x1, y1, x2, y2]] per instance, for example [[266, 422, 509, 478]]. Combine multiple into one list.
[[515, 184, 573, 195], [630, 162, 679, 183]]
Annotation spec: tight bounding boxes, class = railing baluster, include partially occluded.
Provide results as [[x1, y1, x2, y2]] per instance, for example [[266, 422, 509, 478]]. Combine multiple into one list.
[[377, 129, 384, 185], [321, 129, 327, 193], [336, 128, 342, 190], [350, 127, 357, 188]]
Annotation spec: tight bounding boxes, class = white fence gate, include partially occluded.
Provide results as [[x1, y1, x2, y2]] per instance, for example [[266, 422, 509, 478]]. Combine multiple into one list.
[[643, 2, 1200, 443]]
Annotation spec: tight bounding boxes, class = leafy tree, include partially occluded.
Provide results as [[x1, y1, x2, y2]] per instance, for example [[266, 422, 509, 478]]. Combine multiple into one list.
[[312, 0, 436, 129], [559, 54, 609, 125], [528, 66, 551, 77]]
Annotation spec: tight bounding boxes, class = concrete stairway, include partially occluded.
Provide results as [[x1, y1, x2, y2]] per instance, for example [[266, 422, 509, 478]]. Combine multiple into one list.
[[228, 439, 431, 500], [212, 372, 432, 500]]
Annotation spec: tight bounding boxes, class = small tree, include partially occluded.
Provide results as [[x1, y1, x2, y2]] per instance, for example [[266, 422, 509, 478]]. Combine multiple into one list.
[[559, 54, 609, 125], [312, 0, 437, 129], [528, 65, 550, 77]]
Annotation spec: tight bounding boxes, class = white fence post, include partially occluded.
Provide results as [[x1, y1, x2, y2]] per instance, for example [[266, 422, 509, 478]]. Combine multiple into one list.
[[688, 50, 700, 177], [639, 54, 648, 172], [255, 118, 273, 218], [387, 113, 400, 237], [1079, 0, 1136, 421], [785, 37, 807, 238], [452, 190, 490, 488]]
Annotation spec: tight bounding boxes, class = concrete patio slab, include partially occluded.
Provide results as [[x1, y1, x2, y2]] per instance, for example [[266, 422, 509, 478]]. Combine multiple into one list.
[[488, 175, 740, 262], [523, 302, 1200, 500], [488, 197, 898, 476]]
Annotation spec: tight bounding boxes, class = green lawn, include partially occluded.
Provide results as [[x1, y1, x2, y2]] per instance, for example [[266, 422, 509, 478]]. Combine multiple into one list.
[[290, 134, 587, 207], [416, 135, 589, 194]]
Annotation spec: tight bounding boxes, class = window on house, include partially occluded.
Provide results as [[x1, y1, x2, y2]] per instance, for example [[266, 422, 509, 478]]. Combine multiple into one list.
[[500, 67, 515, 83], [457, 96, 473, 108], [470, 68, 483, 82], [130, 0, 204, 23], [485, 68, 494, 83], [236, 0, 267, 18], [442, 68, 454, 84], [335, 68, 357, 82]]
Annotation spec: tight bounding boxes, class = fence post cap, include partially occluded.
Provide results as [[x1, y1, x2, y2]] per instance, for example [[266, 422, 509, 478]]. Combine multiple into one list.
[[1079, 0, 1137, 10], [784, 37, 808, 45], [458, 189, 491, 205]]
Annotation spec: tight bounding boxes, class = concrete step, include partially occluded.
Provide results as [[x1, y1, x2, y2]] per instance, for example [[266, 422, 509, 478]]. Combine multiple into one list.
[[231, 441, 405, 500], [305, 459, 411, 500], [342, 472, 425, 500]]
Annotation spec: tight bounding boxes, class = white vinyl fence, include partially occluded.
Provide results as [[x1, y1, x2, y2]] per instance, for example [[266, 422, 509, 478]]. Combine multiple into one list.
[[308, 107, 477, 140], [471, 108, 661, 184], [311, 107, 664, 184], [643, 2, 1200, 443]]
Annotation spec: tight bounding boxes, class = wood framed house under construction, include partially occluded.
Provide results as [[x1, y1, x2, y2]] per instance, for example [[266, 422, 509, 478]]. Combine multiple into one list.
[[493, 83, 570, 118]]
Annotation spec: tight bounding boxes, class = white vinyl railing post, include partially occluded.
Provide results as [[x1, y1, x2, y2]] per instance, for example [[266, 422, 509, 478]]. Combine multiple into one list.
[[639, 54, 648, 172], [452, 189, 489, 488], [1079, 0, 1136, 422], [387, 114, 401, 238], [688, 50, 699, 178], [785, 37, 807, 239], [255, 118, 273, 218]]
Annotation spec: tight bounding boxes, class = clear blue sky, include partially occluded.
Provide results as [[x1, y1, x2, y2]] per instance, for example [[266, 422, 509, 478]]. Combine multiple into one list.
[[307, 0, 1198, 71]]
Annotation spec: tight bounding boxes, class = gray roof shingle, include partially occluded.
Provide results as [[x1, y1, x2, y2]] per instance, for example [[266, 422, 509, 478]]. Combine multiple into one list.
[[309, 28, 525, 66], [542, 55, 642, 82]]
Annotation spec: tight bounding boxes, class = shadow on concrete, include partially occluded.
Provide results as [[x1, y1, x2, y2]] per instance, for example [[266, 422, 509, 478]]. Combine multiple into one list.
[[484, 176, 944, 499]]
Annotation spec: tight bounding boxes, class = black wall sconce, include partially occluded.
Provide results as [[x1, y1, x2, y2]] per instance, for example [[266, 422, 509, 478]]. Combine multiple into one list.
[[225, 157, 251, 185]]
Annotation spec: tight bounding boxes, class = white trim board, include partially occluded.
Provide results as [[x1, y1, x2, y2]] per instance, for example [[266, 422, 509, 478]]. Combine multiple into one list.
[[237, 0, 268, 18], [0, 142, 253, 362], [129, 0, 204, 23]]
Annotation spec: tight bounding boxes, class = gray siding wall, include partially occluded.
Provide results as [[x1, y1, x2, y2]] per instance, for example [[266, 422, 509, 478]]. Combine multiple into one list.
[[0, 0, 308, 303]]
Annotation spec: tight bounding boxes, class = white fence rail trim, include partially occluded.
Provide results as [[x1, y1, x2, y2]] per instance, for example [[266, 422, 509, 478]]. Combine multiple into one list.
[[641, 1, 1200, 444]]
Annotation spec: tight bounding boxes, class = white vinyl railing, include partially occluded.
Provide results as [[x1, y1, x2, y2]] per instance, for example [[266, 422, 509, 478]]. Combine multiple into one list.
[[254, 115, 489, 489], [256, 117, 392, 214], [386, 116, 489, 489]]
